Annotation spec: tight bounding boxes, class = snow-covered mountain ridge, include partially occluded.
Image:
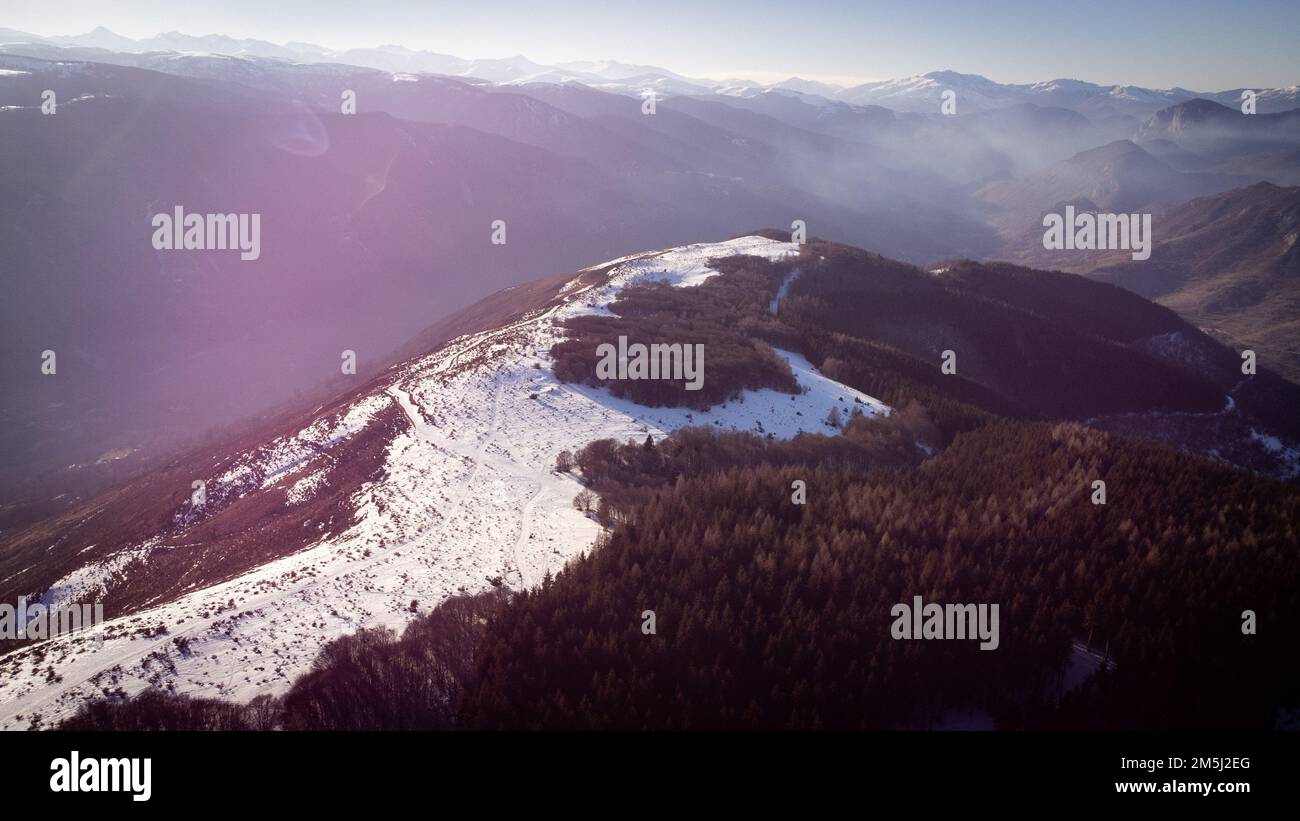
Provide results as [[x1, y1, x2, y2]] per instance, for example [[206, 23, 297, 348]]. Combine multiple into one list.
[[0, 236, 888, 728]]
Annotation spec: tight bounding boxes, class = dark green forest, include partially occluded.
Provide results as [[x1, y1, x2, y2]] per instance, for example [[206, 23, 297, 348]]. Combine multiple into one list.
[[461, 421, 1299, 729]]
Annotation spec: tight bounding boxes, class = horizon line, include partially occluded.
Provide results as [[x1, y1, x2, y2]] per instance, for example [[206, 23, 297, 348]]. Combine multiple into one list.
[[6, 25, 1298, 95]]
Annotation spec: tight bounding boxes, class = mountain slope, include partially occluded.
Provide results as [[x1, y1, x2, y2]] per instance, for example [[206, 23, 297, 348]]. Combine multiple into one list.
[[1137, 98, 1300, 148], [0, 236, 886, 728], [4, 232, 1298, 729], [1083, 183, 1300, 382], [1135, 99, 1300, 185]]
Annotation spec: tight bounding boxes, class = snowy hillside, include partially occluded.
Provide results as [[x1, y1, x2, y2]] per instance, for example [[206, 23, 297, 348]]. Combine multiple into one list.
[[0, 236, 888, 728]]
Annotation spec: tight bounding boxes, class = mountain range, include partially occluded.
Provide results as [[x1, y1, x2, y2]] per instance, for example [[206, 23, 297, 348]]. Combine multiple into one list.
[[2, 38, 1298, 522], [3, 27, 1299, 114]]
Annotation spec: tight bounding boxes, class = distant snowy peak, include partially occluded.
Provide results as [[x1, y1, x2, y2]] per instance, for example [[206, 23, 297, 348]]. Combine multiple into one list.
[[554, 59, 699, 84], [836, 70, 1015, 110], [769, 76, 845, 96], [51, 25, 138, 52], [835, 70, 1297, 114], [1029, 78, 1102, 96], [713, 84, 840, 108]]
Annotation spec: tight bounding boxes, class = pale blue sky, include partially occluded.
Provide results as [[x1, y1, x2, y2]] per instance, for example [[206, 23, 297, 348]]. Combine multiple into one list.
[[2, 0, 1296, 89]]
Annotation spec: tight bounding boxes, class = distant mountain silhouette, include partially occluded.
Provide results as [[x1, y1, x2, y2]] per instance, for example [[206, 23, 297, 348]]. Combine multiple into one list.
[[978, 139, 1250, 238]]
